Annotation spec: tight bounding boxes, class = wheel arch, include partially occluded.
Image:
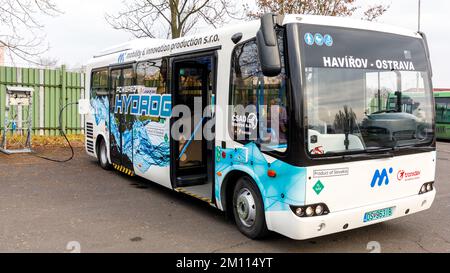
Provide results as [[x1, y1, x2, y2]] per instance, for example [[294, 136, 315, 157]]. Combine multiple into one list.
[[220, 169, 264, 219], [95, 133, 109, 161]]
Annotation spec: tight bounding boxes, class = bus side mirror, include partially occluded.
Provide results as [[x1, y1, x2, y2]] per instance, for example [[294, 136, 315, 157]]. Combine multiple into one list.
[[256, 13, 283, 77], [78, 99, 90, 115]]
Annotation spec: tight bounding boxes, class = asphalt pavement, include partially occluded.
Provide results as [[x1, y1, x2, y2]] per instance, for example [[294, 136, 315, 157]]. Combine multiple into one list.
[[0, 142, 449, 253]]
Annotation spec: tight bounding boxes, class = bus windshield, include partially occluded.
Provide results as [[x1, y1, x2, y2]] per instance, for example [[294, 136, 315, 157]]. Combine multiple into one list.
[[300, 25, 434, 156]]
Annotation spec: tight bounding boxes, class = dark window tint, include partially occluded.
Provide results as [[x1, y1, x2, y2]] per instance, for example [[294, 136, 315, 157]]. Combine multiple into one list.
[[301, 26, 434, 155], [436, 97, 450, 124], [301, 25, 428, 72], [136, 60, 167, 94], [122, 68, 135, 87], [230, 33, 288, 152], [91, 69, 109, 97]]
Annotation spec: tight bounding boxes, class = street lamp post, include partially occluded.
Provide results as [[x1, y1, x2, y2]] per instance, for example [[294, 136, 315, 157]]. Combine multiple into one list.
[[418, 0, 421, 32]]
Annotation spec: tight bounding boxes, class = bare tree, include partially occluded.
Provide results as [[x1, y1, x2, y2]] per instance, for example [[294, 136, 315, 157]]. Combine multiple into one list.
[[38, 56, 59, 68], [363, 4, 389, 21], [246, 0, 389, 22], [106, 0, 242, 39], [0, 0, 60, 65]]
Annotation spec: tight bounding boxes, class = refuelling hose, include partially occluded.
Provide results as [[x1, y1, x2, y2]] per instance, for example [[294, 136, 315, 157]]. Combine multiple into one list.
[[32, 102, 79, 163]]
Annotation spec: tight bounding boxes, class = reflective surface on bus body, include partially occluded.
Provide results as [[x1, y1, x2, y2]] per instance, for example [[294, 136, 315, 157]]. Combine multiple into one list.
[[230, 31, 289, 153], [300, 25, 434, 156], [435, 96, 450, 124], [435, 93, 450, 139]]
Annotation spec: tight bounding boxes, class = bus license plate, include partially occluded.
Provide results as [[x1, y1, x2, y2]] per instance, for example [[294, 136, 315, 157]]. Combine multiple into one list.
[[364, 207, 394, 223]]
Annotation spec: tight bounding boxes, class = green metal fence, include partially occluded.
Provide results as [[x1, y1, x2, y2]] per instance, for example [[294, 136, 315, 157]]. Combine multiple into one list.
[[0, 65, 85, 136]]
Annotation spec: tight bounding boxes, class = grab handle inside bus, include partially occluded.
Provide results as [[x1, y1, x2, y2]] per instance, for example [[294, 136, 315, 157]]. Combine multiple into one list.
[[256, 13, 283, 77], [178, 117, 206, 161]]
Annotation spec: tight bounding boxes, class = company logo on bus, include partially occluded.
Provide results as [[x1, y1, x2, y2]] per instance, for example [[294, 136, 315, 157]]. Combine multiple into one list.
[[232, 113, 258, 130], [371, 168, 393, 188], [397, 170, 421, 182], [118, 53, 126, 64]]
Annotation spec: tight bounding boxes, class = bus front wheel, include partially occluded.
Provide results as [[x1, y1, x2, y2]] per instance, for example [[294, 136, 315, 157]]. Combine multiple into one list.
[[98, 139, 111, 170], [232, 177, 269, 239]]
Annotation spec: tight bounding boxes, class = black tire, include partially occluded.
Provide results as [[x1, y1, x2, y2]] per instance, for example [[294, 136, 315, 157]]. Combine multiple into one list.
[[232, 176, 270, 239], [97, 138, 111, 170]]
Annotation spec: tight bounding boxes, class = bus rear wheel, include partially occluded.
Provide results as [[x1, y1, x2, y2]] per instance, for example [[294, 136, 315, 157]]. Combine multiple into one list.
[[232, 177, 269, 239], [98, 139, 111, 170]]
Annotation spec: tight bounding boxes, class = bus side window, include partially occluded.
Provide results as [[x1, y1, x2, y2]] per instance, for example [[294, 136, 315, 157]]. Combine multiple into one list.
[[229, 32, 288, 153], [122, 67, 135, 88], [136, 59, 167, 95], [91, 69, 109, 97]]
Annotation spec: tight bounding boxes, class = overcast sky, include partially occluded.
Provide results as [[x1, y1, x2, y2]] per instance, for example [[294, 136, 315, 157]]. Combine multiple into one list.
[[10, 0, 450, 87]]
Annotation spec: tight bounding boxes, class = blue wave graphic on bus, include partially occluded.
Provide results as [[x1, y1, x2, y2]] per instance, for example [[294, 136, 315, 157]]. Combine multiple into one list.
[[91, 96, 109, 126], [109, 115, 170, 173], [215, 142, 307, 212], [132, 120, 170, 172], [91, 97, 170, 173]]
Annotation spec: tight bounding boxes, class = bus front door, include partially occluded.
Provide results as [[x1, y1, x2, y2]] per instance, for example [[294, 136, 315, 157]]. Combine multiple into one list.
[[109, 67, 135, 173], [171, 55, 215, 189]]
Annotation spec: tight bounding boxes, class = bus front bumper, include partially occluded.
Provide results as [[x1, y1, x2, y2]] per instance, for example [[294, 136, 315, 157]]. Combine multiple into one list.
[[265, 190, 436, 240]]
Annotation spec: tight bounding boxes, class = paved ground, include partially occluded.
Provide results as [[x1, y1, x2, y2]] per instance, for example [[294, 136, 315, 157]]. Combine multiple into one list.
[[0, 142, 449, 253]]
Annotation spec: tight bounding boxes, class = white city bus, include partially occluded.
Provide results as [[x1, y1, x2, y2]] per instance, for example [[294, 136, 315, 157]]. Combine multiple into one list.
[[82, 14, 437, 240]]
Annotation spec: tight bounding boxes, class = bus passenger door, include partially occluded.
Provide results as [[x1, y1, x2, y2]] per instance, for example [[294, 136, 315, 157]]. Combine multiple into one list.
[[109, 67, 135, 173], [171, 54, 216, 195]]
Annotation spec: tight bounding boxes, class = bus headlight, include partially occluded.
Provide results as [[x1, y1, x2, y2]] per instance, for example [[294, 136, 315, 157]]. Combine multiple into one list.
[[290, 204, 330, 218], [419, 182, 434, 194]]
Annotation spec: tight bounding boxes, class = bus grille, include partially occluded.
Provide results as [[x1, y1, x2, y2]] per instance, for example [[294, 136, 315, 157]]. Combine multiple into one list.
[[86, 122, 94, 153]]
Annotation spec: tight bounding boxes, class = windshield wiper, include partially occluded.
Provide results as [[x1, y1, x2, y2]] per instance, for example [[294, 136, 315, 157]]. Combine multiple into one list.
[[396, 144, 435, 151], [371, 109, 399, 115], [365, 147, 396, 153], [316, 149, 394, 160], [313, 144, 433, 161]]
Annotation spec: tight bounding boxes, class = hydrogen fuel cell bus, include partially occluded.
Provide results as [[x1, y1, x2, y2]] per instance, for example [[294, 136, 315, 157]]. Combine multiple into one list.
[[434, 91, 450, 140], [82, 14, 437, 240]]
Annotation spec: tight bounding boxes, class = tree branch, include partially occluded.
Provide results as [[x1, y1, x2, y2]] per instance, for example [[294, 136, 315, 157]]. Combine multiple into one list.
[[0, 0, 61, 65], [106, 0, 245, 39]]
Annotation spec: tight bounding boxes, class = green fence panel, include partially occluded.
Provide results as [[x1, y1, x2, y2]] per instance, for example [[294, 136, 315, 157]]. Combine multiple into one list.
[[0, 67, 17, 134], [0, 65, 85, 136]]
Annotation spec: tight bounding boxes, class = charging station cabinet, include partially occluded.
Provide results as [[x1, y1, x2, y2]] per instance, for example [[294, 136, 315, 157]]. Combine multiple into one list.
[[0, 86, 34, 154]]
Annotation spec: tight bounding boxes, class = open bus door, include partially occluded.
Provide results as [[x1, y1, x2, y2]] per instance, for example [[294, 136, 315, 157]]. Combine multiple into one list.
[[171, 53, 216, 202]]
